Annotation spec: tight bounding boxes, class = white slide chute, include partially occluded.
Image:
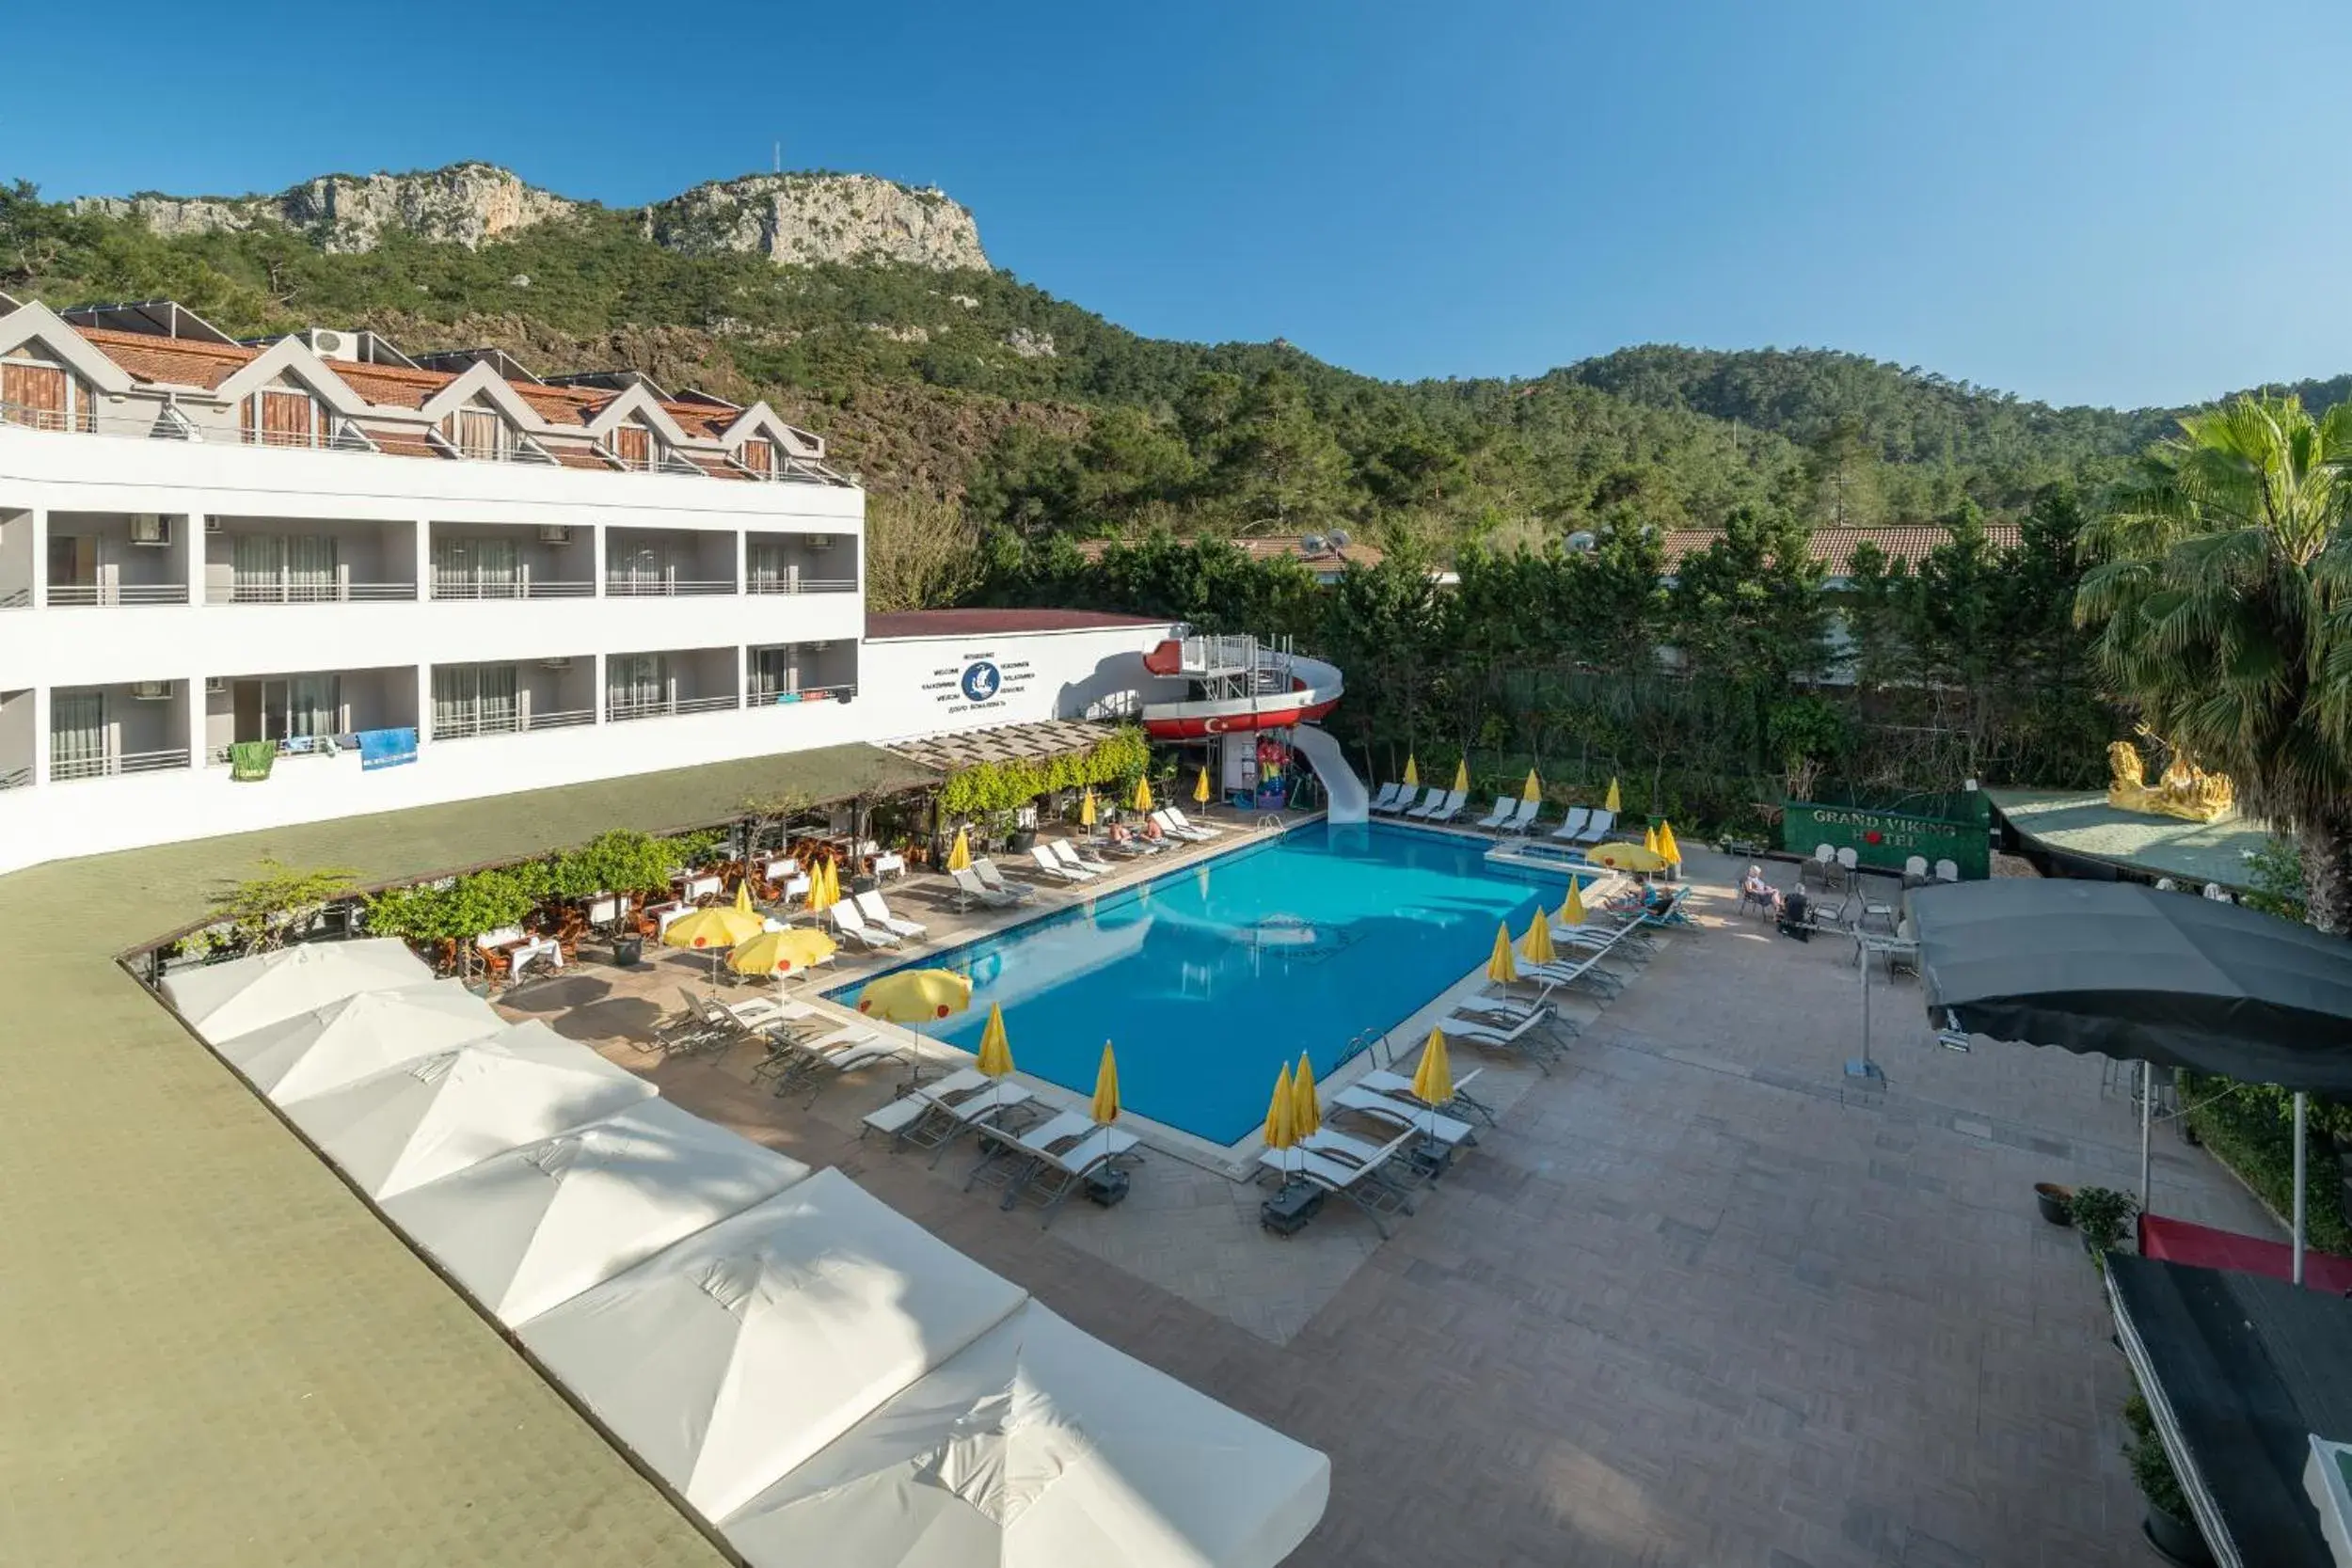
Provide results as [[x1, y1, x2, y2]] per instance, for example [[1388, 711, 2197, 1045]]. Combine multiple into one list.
[[1289, 721, 1368, 823]]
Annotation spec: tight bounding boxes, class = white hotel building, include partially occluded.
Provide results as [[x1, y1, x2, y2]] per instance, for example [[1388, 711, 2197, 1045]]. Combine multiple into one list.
[[0, 293, 1180, 876]]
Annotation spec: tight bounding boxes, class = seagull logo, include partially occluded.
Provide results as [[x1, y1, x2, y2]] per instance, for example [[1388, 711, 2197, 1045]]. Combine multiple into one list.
[[961, 661, 1001, 703]]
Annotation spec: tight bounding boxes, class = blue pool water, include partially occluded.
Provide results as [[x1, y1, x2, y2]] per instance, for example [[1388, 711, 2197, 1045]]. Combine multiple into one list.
[[836, 823, 1589, 1144]]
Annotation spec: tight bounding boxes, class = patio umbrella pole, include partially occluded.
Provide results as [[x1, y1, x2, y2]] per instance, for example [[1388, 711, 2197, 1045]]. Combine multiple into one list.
[[2295, 1090, 2308, 1287], [2139, 1060, 2153, 1212], [1846, 942, 1881, 1081]]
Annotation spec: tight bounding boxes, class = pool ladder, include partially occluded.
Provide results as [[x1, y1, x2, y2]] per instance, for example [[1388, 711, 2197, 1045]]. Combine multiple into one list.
[[1339, 1026, 1391, 1069]]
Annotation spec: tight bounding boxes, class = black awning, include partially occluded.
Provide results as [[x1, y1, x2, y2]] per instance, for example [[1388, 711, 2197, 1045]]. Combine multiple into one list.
[[1910, 879, 2352, 1092], [2107, 1255, 2352, 1568]]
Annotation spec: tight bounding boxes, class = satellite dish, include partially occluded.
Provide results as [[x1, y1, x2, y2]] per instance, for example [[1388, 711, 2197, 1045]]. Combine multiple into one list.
[[1565, 530, 1597, 554], [1299, 533, 1326, 554], [1328, 529, 1351, 550]]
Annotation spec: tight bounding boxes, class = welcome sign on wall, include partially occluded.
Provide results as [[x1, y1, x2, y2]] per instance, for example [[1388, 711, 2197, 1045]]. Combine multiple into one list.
[[922, 650, 1036, 717]]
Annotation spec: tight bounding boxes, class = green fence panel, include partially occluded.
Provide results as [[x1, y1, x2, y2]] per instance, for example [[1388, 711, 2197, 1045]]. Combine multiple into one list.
[[1781, 798, 1990, 879]]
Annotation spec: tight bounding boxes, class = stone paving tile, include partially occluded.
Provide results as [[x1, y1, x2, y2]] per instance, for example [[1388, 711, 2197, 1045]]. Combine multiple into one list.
[[518, 847, 2282, 1567]]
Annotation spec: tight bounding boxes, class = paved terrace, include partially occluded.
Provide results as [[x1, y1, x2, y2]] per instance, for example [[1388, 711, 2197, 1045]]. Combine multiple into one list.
[[0, 771, 2285, 1567]]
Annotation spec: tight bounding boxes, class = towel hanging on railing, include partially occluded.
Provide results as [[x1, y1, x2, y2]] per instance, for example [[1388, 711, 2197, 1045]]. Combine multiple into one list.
[[356, 728, 418, 771]]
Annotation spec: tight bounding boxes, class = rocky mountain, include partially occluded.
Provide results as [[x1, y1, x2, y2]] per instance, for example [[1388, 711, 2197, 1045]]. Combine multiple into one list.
[[72, 163, 990, 271]]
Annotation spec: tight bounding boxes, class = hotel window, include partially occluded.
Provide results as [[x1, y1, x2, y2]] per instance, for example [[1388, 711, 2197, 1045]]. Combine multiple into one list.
[[1, 356, 91, 433], [230, 533, 340, 603], [432, 663, 519, 739], [49, 689, 108, 780], [737, 437, 775, 478], [444, 405, 508, 460], [431, 536, 520, 599], [607, 653, 673, 720], [611, 423, 654, 471], [242, 387, 323, 449]]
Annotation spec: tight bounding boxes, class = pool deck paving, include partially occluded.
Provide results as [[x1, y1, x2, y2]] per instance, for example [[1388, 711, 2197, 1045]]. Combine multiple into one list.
[[517, 844, 2280, 1568]]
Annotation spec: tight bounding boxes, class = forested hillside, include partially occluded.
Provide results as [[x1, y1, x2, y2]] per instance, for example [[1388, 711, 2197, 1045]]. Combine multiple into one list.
[[0, 171, 2232, 553]]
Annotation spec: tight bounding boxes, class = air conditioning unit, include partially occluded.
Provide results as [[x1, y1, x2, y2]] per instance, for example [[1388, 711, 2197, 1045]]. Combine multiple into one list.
[[203, 676, 229, 696], [129, 680, 172, 701], [129, 514, 170, 546], [307, 328, 358, 362], [808, 641, 832, 653], [538, 657, 573, 670], [205, 516, 224, 534], [536, 525, 573, 546], [806, 534, 835, 551]]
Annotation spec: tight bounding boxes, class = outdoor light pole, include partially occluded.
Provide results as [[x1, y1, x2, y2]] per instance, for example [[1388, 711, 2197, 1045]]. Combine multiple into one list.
[[1847, 941, 1883, 1082], [2295, 1090, 2309, 1288]]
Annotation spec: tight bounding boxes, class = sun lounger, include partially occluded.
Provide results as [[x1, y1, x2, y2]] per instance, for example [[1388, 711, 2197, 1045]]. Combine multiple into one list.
[[1514, 950, 1626, 998], [1391, 786, 1439, 819], [1403, 787, 1447, 820], [969, 1109, 1144, 1227], [948, 866, 1022, 910], [853, 889, 928, 942], [974, 857, 1044, 902], [1499, 798, 1542, 835], [1471, 797, 1515, 831], [1330, 1085, 1477, 1148], [1164, 808, 1225, 836], [862, 1070, 1035, 1158], [1549, 806, 1592, 843], [761, 1025, 903, 1098], [1572, 808, 1614, 846], [1431, 1006, 1567, 1070], [1257, 1129, 1421, 1237], [1148, 809, 1214, 843], [1367, 783, 1404, 813], [828, 899, 902, 951], [1358, 1067, 1498, 1127], [1052, 838, 1110, 873], [1027, 844, 1097, 884], [1426, 788, 1470, 824]]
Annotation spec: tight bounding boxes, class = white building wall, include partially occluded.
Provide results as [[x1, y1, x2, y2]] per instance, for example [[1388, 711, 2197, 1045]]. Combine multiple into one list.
[[0, 423, 1187, 874]]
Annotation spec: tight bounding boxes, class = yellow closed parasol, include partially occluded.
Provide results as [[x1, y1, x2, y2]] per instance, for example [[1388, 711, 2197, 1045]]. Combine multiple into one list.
[[1078, 791, 1097, 830], [1195, 765, 1213, 804], [1263, 1061, 1297, 1173], [1643, 822, 1661, 856], [1452, 758, 1470, 795], [1403, 754, 1420, 788], [1291, 1051, 1321, 1140], [1559, 879, 1589, 926], [1657, 819, 1682, 866], [1090, 1041, 1120, 1125], [976, 1002, 1013, 1079], [855, 967, 973, 1022], [727, 926, 836, 980], [1521, 903, 1557, 965], [1604, 778, 1622, 815], [946, 827, 972, 873], [806, 858, 839, 912], [1486, 922, 1518, 984], [1411, 1026, 1454, 1107], [1133, 776, 1154, 813], [1522, 768, 1543, 803]]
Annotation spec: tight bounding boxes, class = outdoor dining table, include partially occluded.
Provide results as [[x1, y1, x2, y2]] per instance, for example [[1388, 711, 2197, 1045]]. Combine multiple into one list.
[[504, 935, 563, 980]]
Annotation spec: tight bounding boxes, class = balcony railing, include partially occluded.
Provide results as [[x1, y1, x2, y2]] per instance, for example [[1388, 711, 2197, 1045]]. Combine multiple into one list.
[[50, 747, 192, 782], [1, 587, 27, 610], [1, 402, 94, 434], [748, 683, 855, 706], [203, 737, 360, 767], [607, 692, 740, 723], [603, 578, 738, 598], [207, 582, 418, 605], [0, 765, 31, 791], [429, 578, 596, 601], [431, 707, 596, 741], [44, 583, 191, 607], [747, 577, 857, 595]]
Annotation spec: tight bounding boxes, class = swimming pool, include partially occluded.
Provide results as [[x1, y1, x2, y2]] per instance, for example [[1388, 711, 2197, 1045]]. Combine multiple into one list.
[[836, 823, 1592, 1144]]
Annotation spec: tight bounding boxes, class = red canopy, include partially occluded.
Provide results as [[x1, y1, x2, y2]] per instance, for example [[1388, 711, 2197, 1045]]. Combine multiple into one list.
[[2137, 1212, 2352, 1293]]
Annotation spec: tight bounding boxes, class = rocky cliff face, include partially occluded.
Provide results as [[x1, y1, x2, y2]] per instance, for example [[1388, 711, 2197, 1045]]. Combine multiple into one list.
[[644, 173, 987, 270], [74, 164, 991, 271]]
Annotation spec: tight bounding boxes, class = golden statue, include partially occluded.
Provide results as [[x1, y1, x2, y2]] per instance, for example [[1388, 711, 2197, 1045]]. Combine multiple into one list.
[[2107, 728, 2234, 823]]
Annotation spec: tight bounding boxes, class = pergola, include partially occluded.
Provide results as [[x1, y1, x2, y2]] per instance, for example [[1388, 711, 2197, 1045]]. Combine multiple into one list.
[[881, 718, 1122, 774]]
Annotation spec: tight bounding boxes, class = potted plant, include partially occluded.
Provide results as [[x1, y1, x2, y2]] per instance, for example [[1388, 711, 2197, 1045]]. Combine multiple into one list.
[[2123, 1395, 2213, 1565], [2033, 1181, 2074, 1227], [2069, 1185, 2137, 1257]]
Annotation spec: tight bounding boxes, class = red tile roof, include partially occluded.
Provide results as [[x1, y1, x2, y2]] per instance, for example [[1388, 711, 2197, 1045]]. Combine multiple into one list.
[[1659, 524, 2024, 577], [865, 609, 1173, 640]]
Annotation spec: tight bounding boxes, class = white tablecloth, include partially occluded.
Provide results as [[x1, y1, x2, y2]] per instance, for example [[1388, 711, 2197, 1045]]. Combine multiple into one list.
[[505, 936, 563, 978]]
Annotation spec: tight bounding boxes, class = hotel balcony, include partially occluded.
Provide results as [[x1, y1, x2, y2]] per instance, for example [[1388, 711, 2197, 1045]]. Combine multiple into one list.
[[40, 511, 193, 607], [747, 640, 858, 706], [203, 517, 418, 605], [746, 531, 855, 595], [202, 665, 419, 767], [1, 688, 34, 790], [427, 522, 596, 601], [605, 646, 739, 723], [605, 527, 738, 598], [428, 656, 598, 741], [47, 679, 194, 782]]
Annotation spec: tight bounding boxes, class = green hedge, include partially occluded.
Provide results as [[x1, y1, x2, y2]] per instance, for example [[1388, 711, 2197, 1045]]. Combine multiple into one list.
[[2179, 1073, 2352, 1255]]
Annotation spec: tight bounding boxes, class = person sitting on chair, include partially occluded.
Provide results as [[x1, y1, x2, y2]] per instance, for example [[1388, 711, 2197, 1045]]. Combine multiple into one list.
[[1743, 863, 1785, 916]]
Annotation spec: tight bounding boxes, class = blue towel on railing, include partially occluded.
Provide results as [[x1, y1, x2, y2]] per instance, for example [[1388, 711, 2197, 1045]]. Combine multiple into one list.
[[357, 727, 418, 771]]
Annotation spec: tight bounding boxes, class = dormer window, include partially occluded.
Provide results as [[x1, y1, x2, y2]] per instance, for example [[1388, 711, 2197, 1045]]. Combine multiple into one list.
[[242, 386, 324, 449], [738, 437, 776, 478], [444, 404, 508, 460], [611, 423, 655, 471], [2, 352, 93, 434]]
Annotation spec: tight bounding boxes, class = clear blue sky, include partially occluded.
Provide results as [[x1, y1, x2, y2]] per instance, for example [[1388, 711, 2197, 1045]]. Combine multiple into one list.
[[11, 0, 2343, 409]]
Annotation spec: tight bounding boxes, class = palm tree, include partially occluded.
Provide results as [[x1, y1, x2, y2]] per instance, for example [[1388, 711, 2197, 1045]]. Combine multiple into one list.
[[2076, 393, 2352, 932]]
